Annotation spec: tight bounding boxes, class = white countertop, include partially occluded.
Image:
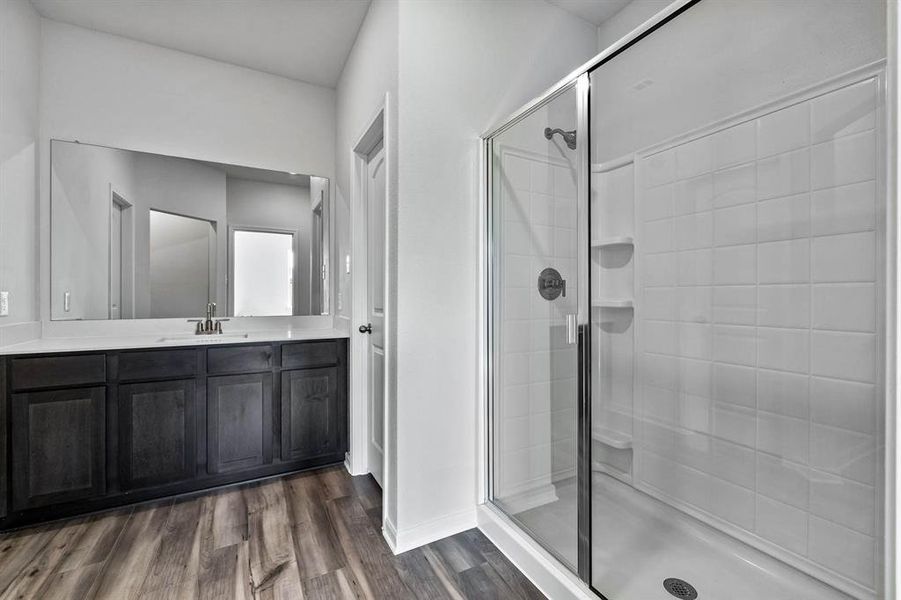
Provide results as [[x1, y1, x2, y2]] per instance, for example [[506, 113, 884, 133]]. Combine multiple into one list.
[[0, 328, 349, 356]]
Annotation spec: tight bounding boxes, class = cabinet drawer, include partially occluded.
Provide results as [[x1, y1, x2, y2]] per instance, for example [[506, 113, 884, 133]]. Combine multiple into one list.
[[281, 341, 338, 369], [118, 349, 196, 381], [207, 344, 273, 374], [10, 354, 106, 390]]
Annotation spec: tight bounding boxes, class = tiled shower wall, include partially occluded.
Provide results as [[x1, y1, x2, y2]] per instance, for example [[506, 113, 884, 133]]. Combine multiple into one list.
[[635, 76, 881, 593], [498, 147, 578, 505]]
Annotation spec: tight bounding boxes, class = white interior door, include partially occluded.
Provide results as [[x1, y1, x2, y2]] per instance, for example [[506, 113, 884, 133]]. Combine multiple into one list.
[[364, 141, 386, 486]]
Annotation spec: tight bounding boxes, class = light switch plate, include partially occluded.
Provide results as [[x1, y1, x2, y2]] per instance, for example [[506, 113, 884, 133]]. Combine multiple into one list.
[[345, 254, 351, 274], [0, 291, 8, 317]]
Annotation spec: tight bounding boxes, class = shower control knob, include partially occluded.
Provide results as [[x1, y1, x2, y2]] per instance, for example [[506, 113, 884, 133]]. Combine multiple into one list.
[[359, 323, 372, 334]]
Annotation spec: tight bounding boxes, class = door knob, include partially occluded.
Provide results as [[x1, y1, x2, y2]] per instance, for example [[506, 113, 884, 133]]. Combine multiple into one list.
[[359, 323, 372, 334]]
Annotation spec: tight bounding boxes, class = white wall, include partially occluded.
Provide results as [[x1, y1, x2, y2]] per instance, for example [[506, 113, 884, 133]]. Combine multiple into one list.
[[392, 0, 596, 546], [39, 19, 336, 323], [596, 0, 673, 52], [0, 0, 41, 345]]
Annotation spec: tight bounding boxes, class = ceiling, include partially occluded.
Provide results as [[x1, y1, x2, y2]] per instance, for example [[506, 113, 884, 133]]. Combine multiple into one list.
[[546, 0, 633, 26], [30, 0, 372, 88]]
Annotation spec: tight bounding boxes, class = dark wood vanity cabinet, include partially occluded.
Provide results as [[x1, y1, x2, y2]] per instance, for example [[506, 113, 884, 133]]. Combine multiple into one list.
[[0, 337, 347, 528]]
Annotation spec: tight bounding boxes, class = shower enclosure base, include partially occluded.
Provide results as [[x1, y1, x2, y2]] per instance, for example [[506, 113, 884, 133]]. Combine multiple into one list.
[[514, 473, 858, 600]]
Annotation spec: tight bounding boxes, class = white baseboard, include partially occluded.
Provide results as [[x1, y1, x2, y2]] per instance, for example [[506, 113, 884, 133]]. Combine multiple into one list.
[[477, 503, 595, 600], [386, 507, 477, 554]]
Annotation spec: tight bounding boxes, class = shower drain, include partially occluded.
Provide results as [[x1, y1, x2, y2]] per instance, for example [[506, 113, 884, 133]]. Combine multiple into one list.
[[663, 578, 698, 600]]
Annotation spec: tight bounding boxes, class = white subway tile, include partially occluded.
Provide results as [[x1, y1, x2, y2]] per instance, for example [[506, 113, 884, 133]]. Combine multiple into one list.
[[710, 438, 756, 488], [504, 352, 530, 386], [758, 412, 808, 464], [714, 163, 756, 208], [809, 471, 876, 536], [643, 218, 674, 254], [531, 162, 553, 194], [713, 121, 756, 169], [503, 191, 529, 222], [757, 453, 809, 509], [758, 369, 809, 419], [811, 180, 876, 236], [642, 385, 677, 423], [674, 433, 711, 477], [504, 254, 531, 288], [757, 148, 809, 201], [757, 102, 810, 158], [644, 252, 677, 287], [505, 288, 531, 320], [504, 155, 532, 191], [713, 285, 757, 325], [713, 403, 756, 447], [503, 385, 531, 418], [811, 231, 876, 283], [529, 381, 551, 414], [810, 423, 876, 486], [757, 285, 810, 329], [713, 362, 757, 412], [812, 283, 876, 332], [677, 286, 712, 323], [555, 197, 577, 228], [810, 377, 876, 435], [505, 324, 531, 353], [758, 239, 809, 284], [756, 495, 808, 556], [757, 328, 809, 374], [643, 184, 674, 222], [678, 249, 713, 286], [811, 331, 877, 383], [644, 353, 678, 390], [680, 358, 712, 398], [641, 419, 676, 455], [708, 477, 756, 530], [676, 212, 713, 250], [554, 164, 577, 198], [530, 192, 555, 226], [713, 245, 756, 285], [757, 193, 810, 242], [644, 149, 676, 188], [680, 393, 712, 433], [676, 136, 714, 179], [811, 130, 876, 190], [714, 203, 757, 246], [505, 220, 531, 255], [674, 174, 714, 216], [529, 351, 551, 383], [808, 516, 875, 587], [644, 287, 677, 321], [532, 224, 554, 257], [713, 325, 757, 366], [810, 78, 877, 144], [645, 320, 678, 355], [679, 321, 713, 362]]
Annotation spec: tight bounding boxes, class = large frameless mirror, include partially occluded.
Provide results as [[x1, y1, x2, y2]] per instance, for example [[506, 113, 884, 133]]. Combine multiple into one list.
[[50, 139, 330, 320]]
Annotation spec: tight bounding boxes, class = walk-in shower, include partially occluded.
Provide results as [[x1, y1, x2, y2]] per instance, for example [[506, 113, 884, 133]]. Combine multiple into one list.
[[484, 1, 890, 598]]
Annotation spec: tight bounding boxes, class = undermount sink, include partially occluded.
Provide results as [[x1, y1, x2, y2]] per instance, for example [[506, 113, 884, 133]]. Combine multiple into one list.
[[156, 333, 250, 344]]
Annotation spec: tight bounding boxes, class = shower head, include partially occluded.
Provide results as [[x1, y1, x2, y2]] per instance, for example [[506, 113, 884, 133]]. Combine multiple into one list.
[[544, 127, 577, 150]]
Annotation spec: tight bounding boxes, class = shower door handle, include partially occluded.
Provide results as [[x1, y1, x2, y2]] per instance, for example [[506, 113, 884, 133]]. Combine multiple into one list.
[[566, 314, 577, 345]]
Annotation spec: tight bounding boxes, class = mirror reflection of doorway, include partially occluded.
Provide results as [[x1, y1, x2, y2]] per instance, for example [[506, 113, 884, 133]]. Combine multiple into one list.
[[232, 229, 295, 317], [148, 209, 214, 318]]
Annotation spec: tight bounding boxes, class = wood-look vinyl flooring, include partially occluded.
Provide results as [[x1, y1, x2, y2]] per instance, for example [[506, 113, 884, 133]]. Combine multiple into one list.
[[0, 466, 546, 599]]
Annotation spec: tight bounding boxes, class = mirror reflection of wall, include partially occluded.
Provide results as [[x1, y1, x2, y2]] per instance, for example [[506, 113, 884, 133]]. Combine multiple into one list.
[[50, 140, 330, 320]]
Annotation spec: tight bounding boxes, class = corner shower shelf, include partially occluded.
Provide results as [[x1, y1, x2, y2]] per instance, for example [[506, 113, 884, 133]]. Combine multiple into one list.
[[591, 236, 634, 249], [592, 299, 634, 309], [592, 427, 633, 450]]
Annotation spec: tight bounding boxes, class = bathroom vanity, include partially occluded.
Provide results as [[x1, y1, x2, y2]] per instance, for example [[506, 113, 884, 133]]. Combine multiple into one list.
[[0, 335, 347, 529]]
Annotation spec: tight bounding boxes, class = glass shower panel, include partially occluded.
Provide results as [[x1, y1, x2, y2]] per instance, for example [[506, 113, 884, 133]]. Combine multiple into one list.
[[489, 82, 585, 570], [589, 1, 886, 599]]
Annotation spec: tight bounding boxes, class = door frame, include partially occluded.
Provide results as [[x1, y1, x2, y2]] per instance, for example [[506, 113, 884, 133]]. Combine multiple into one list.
[[349, 97, 393, 532], [108, 186, 134, 319]]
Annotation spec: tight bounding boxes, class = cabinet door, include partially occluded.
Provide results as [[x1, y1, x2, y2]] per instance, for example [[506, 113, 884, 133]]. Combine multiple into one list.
[[119, 380, 195, 490], [11, 387, 106, 510], [207, 373, 272, 473], [281, 367, 342, 462]]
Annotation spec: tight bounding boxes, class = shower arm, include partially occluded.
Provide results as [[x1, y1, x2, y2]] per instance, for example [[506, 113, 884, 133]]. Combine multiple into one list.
[[544, 127, 577, 150]]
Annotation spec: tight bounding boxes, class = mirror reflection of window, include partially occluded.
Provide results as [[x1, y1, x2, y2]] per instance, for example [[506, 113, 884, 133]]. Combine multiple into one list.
[[233, 230, 294, 317]]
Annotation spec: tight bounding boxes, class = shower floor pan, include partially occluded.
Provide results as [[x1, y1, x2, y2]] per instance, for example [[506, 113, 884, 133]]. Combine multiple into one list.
[[514, 473, 855, 600]]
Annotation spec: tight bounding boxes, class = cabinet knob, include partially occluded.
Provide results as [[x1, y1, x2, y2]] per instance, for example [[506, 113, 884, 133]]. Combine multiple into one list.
[[359, 323, 372, 334]]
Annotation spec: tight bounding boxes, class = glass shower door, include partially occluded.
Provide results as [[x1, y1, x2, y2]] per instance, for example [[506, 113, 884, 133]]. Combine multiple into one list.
[[488, 78, 588, 571]]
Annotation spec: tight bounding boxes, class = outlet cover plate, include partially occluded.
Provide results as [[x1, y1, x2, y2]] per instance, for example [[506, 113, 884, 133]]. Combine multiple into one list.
[[0, 291, 8, 317]]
